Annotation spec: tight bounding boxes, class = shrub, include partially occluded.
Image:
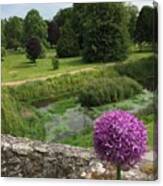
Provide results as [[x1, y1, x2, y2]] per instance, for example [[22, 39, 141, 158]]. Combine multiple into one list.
[[17, 47, 25, 54], [56, 21, 80, 57], [78, 77, 142, 107], [115, 55, 158, 91], [26, 37, 42, 63], [39, 43, 46, 58], [52, 56, 59, 70]]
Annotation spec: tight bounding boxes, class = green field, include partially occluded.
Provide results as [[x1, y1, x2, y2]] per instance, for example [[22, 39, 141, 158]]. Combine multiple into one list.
[[2, 50, 152, 82]]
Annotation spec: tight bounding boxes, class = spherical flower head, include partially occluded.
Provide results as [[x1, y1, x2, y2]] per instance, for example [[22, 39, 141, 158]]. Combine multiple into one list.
[[94, 110, 148, 169]]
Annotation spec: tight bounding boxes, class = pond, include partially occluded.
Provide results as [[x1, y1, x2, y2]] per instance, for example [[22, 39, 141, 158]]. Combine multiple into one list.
[[35, 90, 154, 144]]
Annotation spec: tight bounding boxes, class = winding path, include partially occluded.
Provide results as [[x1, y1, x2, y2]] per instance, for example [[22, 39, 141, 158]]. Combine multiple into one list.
[[2, 67, 98, 87]]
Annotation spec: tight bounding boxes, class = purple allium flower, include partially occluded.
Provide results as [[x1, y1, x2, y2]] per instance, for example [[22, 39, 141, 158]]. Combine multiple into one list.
[[94, 110, 147, 169]]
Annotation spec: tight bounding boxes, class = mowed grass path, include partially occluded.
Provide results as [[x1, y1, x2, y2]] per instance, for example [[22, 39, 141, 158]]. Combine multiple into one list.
[[2, 49, 152, 83]]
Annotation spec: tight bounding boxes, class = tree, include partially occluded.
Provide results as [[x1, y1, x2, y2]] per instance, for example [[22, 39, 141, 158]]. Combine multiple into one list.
[[72, 3, 87, 49], [47, 20, 60, 47], [153, 6, 158, 44], [53, 7, 73, 28], [26, 37, 42, 63], [24, 9, 47, 45], [82, 3, 130, 62], [4, 16, 23, 50], [56, 21, 80, 57], [134, 6, 154, 44], [127, 5, 138, 41], [1, 19, 7, 48]]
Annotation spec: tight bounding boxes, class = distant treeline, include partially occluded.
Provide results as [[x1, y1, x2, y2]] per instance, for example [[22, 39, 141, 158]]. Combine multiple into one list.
[[1, 3, 157, 62]]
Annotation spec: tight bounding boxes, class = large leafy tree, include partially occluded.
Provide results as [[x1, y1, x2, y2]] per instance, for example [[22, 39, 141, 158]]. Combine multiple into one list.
[[134, 6, 154, 44], [56, 20, 80, 57], [4, 16, 23, 50], [24, 9, 47, 45], [82, 3, 130, 62]]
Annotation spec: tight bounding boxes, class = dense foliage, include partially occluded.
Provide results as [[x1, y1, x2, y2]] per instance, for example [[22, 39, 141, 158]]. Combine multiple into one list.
[[4, 16, 23, 50], [26, 37, 42, 63], [127, 5, 138, 41], [134, 6, 154, 44], [2, 90, 45, 139], [47, 21, 60, 46], [78, 77, 142, 107], [24, 9, 47, 45], [82, 3, 130, 62], [56, 21, 80, 57], [53, 7, 73, 28], [115, 55, 158, 91]]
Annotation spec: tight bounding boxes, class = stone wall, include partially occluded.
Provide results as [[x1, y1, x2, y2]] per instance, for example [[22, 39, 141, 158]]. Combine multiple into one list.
[[1, 135, 156, 180], [1, 134, 96, 178]]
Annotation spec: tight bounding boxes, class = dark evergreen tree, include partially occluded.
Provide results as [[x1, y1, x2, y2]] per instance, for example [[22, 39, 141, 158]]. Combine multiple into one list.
[[134, 6, 154, 44]]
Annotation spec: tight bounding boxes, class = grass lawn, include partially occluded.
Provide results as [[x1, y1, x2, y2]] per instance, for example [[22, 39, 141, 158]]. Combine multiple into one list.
[[2, 49, 152, 82]]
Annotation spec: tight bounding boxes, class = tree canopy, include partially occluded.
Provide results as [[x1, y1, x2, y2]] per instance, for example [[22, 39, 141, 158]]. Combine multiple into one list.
[[47, 20, 60, 46], [82, 3, 130, 62], [24, 9, 47, 44], [134, 6, 154, 43], [4, 16, 23, 49], [56, 20, 80, 57], [26, 37, 42, 63]]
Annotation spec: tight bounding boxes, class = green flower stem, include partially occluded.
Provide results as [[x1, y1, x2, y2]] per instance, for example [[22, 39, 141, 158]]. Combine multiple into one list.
[[117, 166, 121, 180]]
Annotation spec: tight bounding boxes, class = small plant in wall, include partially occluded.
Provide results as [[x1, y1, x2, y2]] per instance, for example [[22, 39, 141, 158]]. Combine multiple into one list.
[[94, 110, 147, 180]]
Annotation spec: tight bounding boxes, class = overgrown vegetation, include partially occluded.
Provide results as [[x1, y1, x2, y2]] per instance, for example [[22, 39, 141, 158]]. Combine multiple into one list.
[[78, 77, 142, 107], [2, 89, 45, 140], [115, 55, 157, 90]]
